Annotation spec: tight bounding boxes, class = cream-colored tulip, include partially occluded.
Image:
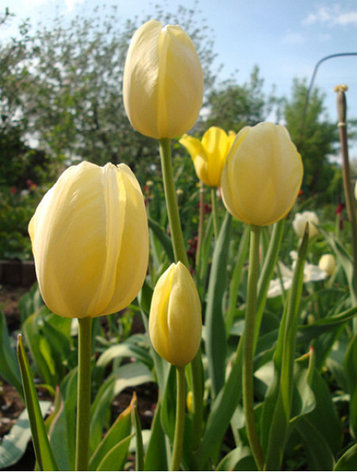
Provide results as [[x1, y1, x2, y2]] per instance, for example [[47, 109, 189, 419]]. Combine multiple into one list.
[[149, 262, 202, 367], [293, 211, 319, 239], [318, 254, 336, 276], [221, 122, 303, 226], [180, 127, 235, 187], [29, 162, 149, 318], [123, 20, 203, 139]]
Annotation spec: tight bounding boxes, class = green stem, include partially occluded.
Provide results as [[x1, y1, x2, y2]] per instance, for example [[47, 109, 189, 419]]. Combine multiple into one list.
[[75, 316, 92, 471], [171, 366, 186, 471], [211, 187, 219, 239], [196, 182, 205, 267], [190, 349, 203, 454], [159, 138, 189, 266], [243, 226, 264, 470]]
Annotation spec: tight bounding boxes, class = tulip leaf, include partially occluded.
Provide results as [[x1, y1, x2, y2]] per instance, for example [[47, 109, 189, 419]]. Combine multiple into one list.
[[204, 211, 232, 397], [344, 333, 357, 437], [334, 443, 357, 470], [0, 401, 51, 469], [0, 310, 23, 395], [144, 402, 169, 471], [48, 368, 77, 471], [89, 394, 133, 471], [96, 434, 134, 471], [216, 445, 256, 471], [131, 393, 144, 471], [16, 334, 59, 471], [261, 226, 309, 470], [148, 217, 174, 262]]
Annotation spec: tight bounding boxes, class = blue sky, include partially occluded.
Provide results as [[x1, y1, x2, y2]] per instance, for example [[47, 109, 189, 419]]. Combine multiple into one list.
[[2, 0, 357, 125]]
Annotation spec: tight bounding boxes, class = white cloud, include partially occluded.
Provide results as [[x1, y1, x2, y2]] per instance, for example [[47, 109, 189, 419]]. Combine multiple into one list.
[[303, 4, 357, 27]]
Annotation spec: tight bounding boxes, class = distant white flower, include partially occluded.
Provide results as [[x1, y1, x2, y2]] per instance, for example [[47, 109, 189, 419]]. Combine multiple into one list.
[[318, 254, 336, 276], [268, 251, 328, 298], [354, 180, 357, 200], [292, 211, 319, 238]]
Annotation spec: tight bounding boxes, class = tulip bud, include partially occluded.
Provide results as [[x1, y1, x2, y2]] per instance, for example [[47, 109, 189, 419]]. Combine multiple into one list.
[[29, 162, 149, 319], [123, 19, 203, 139], [149, 262, 202, 367], [318, 254, 336, 276], [221, 122, 303, 226], [180, 127, 235, 187], [293, 211, 319, 239]]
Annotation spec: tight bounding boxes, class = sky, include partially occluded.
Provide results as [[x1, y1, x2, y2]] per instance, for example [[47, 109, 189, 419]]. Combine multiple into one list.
[[1, 0, 357, 125]]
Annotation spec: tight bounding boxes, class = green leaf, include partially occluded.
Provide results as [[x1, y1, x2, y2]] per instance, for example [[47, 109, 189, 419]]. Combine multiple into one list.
[[89, 394, 133, 471], [48, 368, 77, 471], [148, 217, 174, 262], [131, 393, 144, 471], [261, 226, 309, 470], [345, 333, 357, 437], [144, 402, 168, 471], [0, 401, 51, 469], [335, 443, 357, 470], [204, 211, 232, 397], [0, 311, 23, 395], [16, 334, 58, 471], [96, 434, 134, 471], [216, 445, 256, 471]]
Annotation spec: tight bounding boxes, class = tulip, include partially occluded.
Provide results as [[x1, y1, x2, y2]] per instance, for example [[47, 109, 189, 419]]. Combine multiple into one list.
[[149, 262, 202, 367], [319, 254, 336, 276], [29, 161, 149, 319], [180, 127, 235, 187], [221, 122, 303, 226], [292, 211, 319, 239], [123, 19, 203, 139]]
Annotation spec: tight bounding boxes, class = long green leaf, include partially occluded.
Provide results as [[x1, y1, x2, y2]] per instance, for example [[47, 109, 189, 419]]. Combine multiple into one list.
[[261, 226, 309, 470], [89, 394, 133, 471], [131, 393, 144, 471], [148, 217, 174, 262], [96, 434, 133, 471], [144, 402, 168, 471], [16, 334, 58, 471], [0, 311, 23, 395], [334, 443, 357, 470], [204, 211, 232, 397]]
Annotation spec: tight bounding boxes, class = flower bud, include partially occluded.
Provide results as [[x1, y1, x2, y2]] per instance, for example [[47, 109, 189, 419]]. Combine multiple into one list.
[[318, 254, 336, 276], [149, 262, 202, 367], [123, 20, 203, 139], [293, 211, 319, 239], [221, 122, 303, 226], [29, 162, 149, 318], [180, 127, 235, 187]]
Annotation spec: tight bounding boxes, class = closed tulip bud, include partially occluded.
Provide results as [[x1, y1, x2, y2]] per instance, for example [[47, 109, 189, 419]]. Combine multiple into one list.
[[123, 19, 203, 139], [180, 127, 235, 187], [29, 162, 149, 319], [318, 254, 336, 276], [149, 262, 202, 367], [293, 211, 319, 239], [221, 122, 303, 226]]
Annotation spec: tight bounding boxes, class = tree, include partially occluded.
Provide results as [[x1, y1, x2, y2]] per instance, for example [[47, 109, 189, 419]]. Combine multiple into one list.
[[203, 66, 281, 132], [2, 2, 219, 183], [284, 79, 341, 202]]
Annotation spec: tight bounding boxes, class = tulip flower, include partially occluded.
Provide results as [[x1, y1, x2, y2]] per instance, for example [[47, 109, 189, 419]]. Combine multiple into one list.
[[123, 19, 203, 139], [221, 122, 303, 226], [29, 161, 149, 319], [318, 254, 336, 276], [293, 211, 319, 239], [180, 127, 235, 187], [149, 262, 202, 367]]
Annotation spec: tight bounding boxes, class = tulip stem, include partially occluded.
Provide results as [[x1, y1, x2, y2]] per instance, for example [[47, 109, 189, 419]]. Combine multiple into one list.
[[171, 366, 186, 471], [159, 138, 189, 267], [211, 187, 219, 239], [243, 225, 264, 470], [75, 316, 92, 471]]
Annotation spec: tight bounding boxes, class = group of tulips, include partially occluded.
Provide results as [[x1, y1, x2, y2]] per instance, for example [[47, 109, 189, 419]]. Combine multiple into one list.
[[25, 18, 304, 471]]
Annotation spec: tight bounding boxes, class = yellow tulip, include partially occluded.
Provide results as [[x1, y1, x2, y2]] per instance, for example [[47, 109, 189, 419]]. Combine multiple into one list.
[[180, 127, 235, 187], [28, 161, 149, 319], [292, 211, 319, 238], [149, 262, 202, 367], [123, 19, 203, 139], [318, 254, 336, 276], [221, 122, 303, 226]]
